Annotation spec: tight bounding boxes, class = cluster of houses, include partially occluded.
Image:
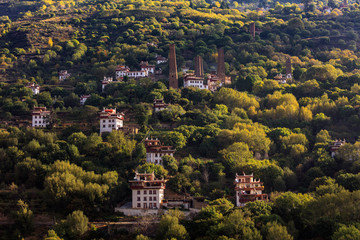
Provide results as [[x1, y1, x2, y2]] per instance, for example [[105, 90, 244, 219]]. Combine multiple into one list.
[[27, 44, 350, 216]]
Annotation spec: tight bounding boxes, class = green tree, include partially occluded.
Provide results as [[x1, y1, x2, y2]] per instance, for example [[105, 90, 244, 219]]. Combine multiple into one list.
[[265, 222, 293, 240], [12, 200, 34, 236], [332, 225, 360, 240]]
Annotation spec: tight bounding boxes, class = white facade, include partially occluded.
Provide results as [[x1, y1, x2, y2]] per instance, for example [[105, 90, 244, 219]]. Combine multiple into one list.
[[146, 152, 174, 165], [59, 70, 71, 81], [80, 95, 91, 105], [184, 78, 208, 89], [99, 108, 124, 134], [26, 83, 40, 95], [32, 107, 50, 128], [141, 66, 155, 74], [132, 188, 164, 209], [101, 77, 114, 92], [115, 66, 149, 79], [156, 56, 167, 65]]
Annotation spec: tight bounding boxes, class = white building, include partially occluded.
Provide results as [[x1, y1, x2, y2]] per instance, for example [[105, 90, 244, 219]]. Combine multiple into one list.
[[156, 55, 167, 65], [140, 61, 155, 74], [144, 138, 175, 165], [115, 66, 149, 79], [153, 99, 169, 112], [183, 75, 209, 90], [101, 77, 114, 92], [59, 70, 71, 81], [129, 172, 166, 209], [235, 173, 268, 207], [80, 95, 91, 105], [32, 107, 51, 128], [26, 83, 40, 95], [99, 108, 124, 134]]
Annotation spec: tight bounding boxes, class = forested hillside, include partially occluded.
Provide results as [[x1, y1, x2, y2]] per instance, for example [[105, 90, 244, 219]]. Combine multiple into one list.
[[2, 0, 360, 239]]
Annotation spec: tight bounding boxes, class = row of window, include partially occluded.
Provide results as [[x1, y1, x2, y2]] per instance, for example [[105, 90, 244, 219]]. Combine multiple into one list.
[[137, 203, 157, 208], [34, 121, 46, 124], [103, 119, 116, 123], [153, 153, 171, 158], [137, 196, 157, 201], [102, 124, 118, 128], [33, 116, 44, 119], [137, 190, 157, 195]]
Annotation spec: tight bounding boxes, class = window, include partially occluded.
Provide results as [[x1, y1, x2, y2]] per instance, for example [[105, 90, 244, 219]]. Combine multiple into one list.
[[35, 121, 37, 124], [103, 125, 105, 128], [154, 197, 157, 201], [144, 190, 147, 194], [154, 203, 157, 208], [137, 203, 141, 208], [149, 190, 152, 194], [143, 203, 147, 208], [153, 190, 156, 195], [137, 197, 140, 201], [103, 120, 105, 123], [149, 197, 152, 201], [137, 190, 140, 194], [108, 124, 111, 127], [144, 197, 147, 201]]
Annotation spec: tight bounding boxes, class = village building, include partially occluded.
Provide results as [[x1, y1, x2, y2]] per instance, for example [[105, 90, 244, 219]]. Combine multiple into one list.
[[140, 61, 155, 74], [26, 83, 40, 95], [235, 173, 268, 207], [329, 139, 346, 157], [32, 107, 51, 128], [153, 99, 169, 112], [156, 55, 168, 65], [129, 172, 166, 209], [101, 77, 115, 92], [80, 95, 91, 105], [59, 70, 71, 81], [99, 108, 124, 134], [183, 75, 209, 90], [144, 138, 175, 165], [115, 65, 149, 79]]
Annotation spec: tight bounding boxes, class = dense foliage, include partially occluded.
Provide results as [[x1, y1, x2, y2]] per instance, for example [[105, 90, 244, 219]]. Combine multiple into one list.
[[1, 0, 360, 239]]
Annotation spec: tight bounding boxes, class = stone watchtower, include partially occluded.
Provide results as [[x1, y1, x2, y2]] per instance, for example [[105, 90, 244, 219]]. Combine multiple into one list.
[[195, 55, 204, 77], [168, 44, 178, 89], [217, 48, 226, 83], [249, 22, 255, 39]]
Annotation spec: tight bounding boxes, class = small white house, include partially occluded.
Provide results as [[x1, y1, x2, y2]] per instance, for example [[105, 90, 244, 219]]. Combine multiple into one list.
[[129, 172, 166, 209], [59, 70, 71, 81], [32, 107, 51, 128], [26, 83, 40, 95], [80, 95, 91, 105], [183, 76, 208, 90], [99, 108, 124, 134]]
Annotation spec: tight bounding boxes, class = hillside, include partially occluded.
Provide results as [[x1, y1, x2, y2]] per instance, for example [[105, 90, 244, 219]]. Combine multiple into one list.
[[1, 0, 360, 239]]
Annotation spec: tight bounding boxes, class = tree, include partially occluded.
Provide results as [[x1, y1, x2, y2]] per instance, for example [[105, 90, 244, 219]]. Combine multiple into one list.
[[332, 225, 360, 240], [37, 91, 53, 107], [55, 210, 88, 238], [157, 213, 188, 240], [265, 222, 293, 240], [12, 200, 34, 236], [43, 230, 63, 240], [162, 155, 178, 175]]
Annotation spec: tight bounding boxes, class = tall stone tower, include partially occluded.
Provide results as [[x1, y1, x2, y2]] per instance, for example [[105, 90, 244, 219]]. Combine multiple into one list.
[[286, 58, 292, 78], [217, 48, 225, 83], [194, 55, 204, 77], [168, 44, 178, 89], [250, 22, 256, 39]]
